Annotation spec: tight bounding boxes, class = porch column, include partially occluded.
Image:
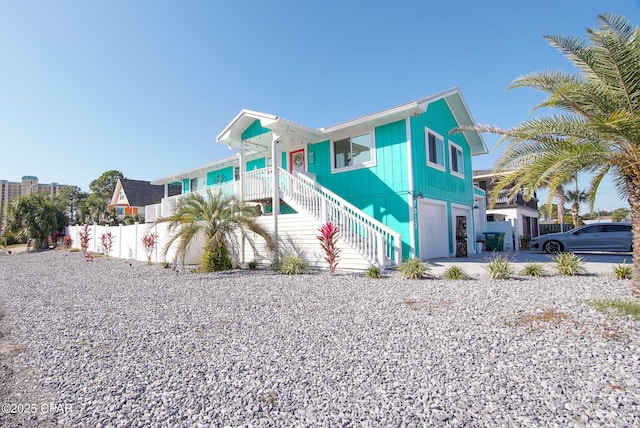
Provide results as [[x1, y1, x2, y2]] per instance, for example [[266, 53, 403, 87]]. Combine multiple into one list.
[[271, 133, 280, 255], [239, 140, 246, 202], [163, 184, 169, 198]]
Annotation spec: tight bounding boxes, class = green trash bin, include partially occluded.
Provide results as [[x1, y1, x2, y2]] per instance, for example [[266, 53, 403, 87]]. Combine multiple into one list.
[[483, 232, 505, 251]]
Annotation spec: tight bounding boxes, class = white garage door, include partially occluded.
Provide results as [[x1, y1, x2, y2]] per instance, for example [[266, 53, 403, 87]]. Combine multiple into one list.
[[418, 201, 450, 260]]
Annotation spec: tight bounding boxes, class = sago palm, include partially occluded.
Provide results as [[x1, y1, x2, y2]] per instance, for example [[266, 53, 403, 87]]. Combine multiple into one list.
[[156, 189, 274, 268], [453, 14, 640, 296]]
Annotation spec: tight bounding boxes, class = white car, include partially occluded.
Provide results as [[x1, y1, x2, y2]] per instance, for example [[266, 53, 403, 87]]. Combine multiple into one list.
[[531, 223, 633, 253]]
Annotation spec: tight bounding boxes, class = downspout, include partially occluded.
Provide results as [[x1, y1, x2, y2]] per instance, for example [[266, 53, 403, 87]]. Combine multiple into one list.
[[406, 117, 415, 258], [271, 133, 280, 258], [239, 140, 246, 263]]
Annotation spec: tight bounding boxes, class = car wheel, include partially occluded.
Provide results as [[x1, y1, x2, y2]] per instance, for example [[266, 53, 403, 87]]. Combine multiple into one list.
[[543, 240, 563, 253]]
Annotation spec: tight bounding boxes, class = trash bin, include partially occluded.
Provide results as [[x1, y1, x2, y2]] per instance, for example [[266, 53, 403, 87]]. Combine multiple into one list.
[[483, 232, 505, 251]]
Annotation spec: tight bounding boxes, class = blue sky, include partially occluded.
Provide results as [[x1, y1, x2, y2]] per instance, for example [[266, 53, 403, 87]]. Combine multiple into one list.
[[1, 0, 639, 211]]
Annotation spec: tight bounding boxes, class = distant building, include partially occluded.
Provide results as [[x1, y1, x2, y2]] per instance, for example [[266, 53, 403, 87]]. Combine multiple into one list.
[[108, 178, 181, 220], [473, 169, 539, 238], [0, 176, 66, 231]]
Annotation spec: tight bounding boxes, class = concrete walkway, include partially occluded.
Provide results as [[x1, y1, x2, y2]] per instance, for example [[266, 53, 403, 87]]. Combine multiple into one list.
[[427, 250, 633, 276]]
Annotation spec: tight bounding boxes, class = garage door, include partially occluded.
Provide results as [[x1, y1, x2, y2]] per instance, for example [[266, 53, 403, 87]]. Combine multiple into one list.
[[418, 201, 450, 260]]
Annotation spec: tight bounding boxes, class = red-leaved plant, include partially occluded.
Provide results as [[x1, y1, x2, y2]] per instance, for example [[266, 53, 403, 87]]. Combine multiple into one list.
[[78, 224, 92, 260], [142, 232, 158, 264], [62, 235, 73, 249], [317, 222, 341, 275], [100, 232, 115, 258]]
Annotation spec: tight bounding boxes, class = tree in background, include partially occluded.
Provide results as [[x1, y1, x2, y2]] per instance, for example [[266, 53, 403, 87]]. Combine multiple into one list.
[[58, 185, 86, 224], [565, 189, 589, 227], [89, 170, 123, 201], [77, 170, 124, 224], [5, 193, 67, 248], [453, 14, 640, 296], [612, 207, 631, 222]]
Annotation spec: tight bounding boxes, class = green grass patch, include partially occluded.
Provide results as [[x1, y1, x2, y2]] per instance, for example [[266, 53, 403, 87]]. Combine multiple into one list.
[[590, 299, 640, 320]]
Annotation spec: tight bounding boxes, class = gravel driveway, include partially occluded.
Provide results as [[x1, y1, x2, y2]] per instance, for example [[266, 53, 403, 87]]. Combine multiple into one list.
[[1, 250, 639, 427]]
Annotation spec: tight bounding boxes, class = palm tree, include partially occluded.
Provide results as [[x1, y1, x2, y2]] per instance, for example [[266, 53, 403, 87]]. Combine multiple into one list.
[[565, 188, 589, 227], [156, 189, 274, 269], [453, 14, 640, 296]]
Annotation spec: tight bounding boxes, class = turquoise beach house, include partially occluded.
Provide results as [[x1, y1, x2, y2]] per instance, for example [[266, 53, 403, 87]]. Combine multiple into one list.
[[147, 88, 488, 269]]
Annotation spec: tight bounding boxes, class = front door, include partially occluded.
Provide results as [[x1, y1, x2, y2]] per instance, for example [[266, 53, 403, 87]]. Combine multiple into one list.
[[289, 149, 305, 174]]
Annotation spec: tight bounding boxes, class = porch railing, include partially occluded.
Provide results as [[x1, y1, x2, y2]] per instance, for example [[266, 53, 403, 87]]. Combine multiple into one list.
[[277, 167, 402, 266], [145, 167, 402, 266]]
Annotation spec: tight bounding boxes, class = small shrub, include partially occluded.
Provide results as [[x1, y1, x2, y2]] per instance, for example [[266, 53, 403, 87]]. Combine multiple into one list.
[[248, 260, 259, 270], [399, 258, 429, 279], [141, 232, 158, 264], [365, 265, 383, 279], [279, 254, 308, 275], [552, 252, 585, 276], [520, 262, 546, 277], [78, 224, 91, 259], [317, 222, 341, 275], [613, 261, 633, 280], [442, 265, 469, 280], [201, 245, 233, 272], [62, 235, 73, 249], [485, 254, 514, 280], [100, 232, 115, 258]]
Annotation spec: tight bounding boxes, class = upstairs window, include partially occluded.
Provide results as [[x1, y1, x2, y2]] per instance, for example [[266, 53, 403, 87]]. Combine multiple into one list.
[[118, 190, 125, 201], [426, 129, 444, 171], [449, 142, 464, 178], [333, 132, 373, 171]]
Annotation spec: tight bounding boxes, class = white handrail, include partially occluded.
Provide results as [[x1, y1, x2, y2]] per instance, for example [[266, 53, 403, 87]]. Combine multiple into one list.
[[277, 168, 401, 265]]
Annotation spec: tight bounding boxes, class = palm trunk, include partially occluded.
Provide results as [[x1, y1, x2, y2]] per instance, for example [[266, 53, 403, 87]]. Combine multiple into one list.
[[571, 203, 579, 227], [628, 176, 640, 299], [555, 189, 565, 229]]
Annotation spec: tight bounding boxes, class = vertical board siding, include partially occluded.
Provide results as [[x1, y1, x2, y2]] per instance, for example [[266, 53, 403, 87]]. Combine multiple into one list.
[[411, 99, 474, 206], [246, 157, 266, 171], [241, 119, 270, 140], [206, 166, 234, 186], [307, 119, 411, 257], [182, 178, 190, 193]]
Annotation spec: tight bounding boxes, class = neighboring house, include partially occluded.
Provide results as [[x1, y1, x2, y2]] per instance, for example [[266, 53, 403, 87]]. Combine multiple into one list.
[[109, 178, 181, 220], [1, 176, 66, 232], [147, 88, 488, 268], [473, 169, 539, 239]]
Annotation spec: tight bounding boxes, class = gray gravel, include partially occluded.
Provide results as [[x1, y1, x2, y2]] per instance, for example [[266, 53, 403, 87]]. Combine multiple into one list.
[[1, 250, 639, 427]]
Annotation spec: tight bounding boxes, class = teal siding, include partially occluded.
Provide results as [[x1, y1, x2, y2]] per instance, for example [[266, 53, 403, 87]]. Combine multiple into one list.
[[207, 166, 234, 186], [182, 178, 190, 193], [241, 120, 270, 140], [246, 157, 265, 171], [308, 120, 412, 257], [411, 99, 474, 206]]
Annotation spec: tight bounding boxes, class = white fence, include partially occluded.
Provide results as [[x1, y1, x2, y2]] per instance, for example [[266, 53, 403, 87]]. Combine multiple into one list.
[[65, 223, 205, 265]]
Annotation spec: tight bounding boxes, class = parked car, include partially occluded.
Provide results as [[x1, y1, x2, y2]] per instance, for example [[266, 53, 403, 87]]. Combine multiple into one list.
[[531, 222, 632, 253]]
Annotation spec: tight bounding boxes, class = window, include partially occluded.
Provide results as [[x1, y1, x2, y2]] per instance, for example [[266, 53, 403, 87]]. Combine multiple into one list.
[[426, 129, 444, 171], [333, 132, 373, 171], [190, 177, 204, 192], [118, 190, 125, 201], [449, 142, 464, 178]]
